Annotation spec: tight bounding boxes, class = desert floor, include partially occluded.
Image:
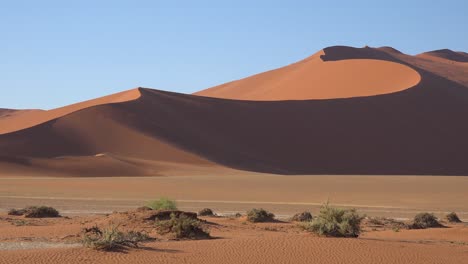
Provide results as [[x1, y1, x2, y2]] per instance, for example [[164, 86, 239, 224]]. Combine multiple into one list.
[[0, 174, 468, 263]]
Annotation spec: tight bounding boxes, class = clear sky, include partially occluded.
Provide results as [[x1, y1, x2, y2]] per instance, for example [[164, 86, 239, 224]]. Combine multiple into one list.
[[1, 0, 467, 109]]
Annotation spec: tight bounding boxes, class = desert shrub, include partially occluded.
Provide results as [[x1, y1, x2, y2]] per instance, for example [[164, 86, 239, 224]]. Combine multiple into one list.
[[8, 208, 26, 216], [156, 213, 210, 239], [446, 212, 462, 223], [291, 211, 313, 222], [302, 203, 363, 237], [8, 206, 60, 218], [146, 198, 177, 210], [82, 225, 152, 251], [411, 213, 442, 229], [198, 208, 215, 216], [247, 208, 275, 223], [24, 206, 60, 218]]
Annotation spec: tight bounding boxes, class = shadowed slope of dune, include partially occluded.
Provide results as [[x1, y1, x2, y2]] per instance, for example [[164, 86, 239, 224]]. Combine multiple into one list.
[[195, 47, 421, 100], [374, 47, 468, 89], [1, 46, 468, 176], [418, 49, 468, 63]]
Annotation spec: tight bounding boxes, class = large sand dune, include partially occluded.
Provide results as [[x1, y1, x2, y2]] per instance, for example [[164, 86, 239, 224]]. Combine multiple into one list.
[[1, 46, 468, 176], [195, 48, 421, 100]]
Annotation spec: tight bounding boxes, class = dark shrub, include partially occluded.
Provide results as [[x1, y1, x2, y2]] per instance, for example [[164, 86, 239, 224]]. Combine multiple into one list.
[[8, 206, 60, 218], [24, 206, 60, 218], [144, 210, 197, 221], [302, 203, 363, 237], [8, 208, 26, 216], [411, 213, 442, 229], [82, 225, 152, 251], [198, 208, 214, 216], [155, 213, 210, 239], [247, 208, 275, 223], [291, 211, 313, 222], [446, 212, 462, 223]]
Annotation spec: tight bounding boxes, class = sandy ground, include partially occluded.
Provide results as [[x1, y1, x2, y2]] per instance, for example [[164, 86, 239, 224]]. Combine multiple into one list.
[[0, 211, 467, 264], [1, 174, 468, 263], [1, 175, 467, 220]]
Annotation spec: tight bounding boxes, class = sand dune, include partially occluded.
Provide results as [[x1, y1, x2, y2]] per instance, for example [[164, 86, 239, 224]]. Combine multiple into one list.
[[195, 48, 421, 100], [1, 46, 468, 176], [418, 49, 468, 63], [0, 88, 141, 135]]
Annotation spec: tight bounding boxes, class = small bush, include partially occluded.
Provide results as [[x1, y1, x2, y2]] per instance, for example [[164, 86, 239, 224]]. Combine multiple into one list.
[[24, 206, 60, 218], [446, 212, 462, 223], [302, 203, 363, 237], [146, 198, 177, 211], [411, 213, 442, 229], [198, 208, 214, 216], [8, 208, 26, 216], [82, 225, 152, 251], [291, 211, 313, 222], [155, 213, 210, 239], [8, 206, 60, 218], [247, 208, 275, 223]]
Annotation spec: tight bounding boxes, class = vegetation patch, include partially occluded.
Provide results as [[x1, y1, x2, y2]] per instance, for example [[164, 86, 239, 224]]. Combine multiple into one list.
[[146, 198, 177, 210], [8, 206, 60, 218], [301, 203, 364, 238], [446, 212, 462, 223], [198, 208, 215, 217], [411, 213, 443, 229], [82, 225, 152, 251], [247, 208, 275, 223], [155, 213, 210, 239], [291, 211, 313, 222]]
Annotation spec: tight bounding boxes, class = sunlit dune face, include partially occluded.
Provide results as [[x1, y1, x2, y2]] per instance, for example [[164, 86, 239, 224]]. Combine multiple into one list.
[[196, 57, 421, 101]]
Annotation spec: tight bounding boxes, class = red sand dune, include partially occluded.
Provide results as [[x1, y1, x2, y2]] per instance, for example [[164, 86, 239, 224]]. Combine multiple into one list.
[[1, 46, 468, 176], [195, 49, 421, 100], [418, 49, 468, 63], [0, 89, 141, 134]]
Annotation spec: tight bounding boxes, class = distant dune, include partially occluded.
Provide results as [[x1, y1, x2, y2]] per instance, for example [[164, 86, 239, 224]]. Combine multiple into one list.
[[0, 89, 141, 135], [1, 46, 468, 176], [418, 49, 468, 63]]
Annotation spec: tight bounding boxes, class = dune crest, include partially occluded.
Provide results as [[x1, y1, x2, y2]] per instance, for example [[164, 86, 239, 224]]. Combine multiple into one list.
[[0, 88, 141, 135], [195, 47, 421, 101]]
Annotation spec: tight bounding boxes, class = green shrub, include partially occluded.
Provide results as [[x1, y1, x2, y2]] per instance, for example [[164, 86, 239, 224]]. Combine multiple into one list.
[[446, 212, 462, 223], [8, 206, 60, 218], [411, 213, 442, 229], [146, 198, 177, 210], [198, 208, 215, 216], [302, 203, 363, 237], [155, 213, 210, 239], [247, 208, 275, 223], [82, 225, 152, 251], [291, 211, 313, 222]]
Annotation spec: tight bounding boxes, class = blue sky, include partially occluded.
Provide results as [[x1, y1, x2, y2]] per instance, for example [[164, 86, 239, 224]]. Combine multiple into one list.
[[1, 0, 466, 109]]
